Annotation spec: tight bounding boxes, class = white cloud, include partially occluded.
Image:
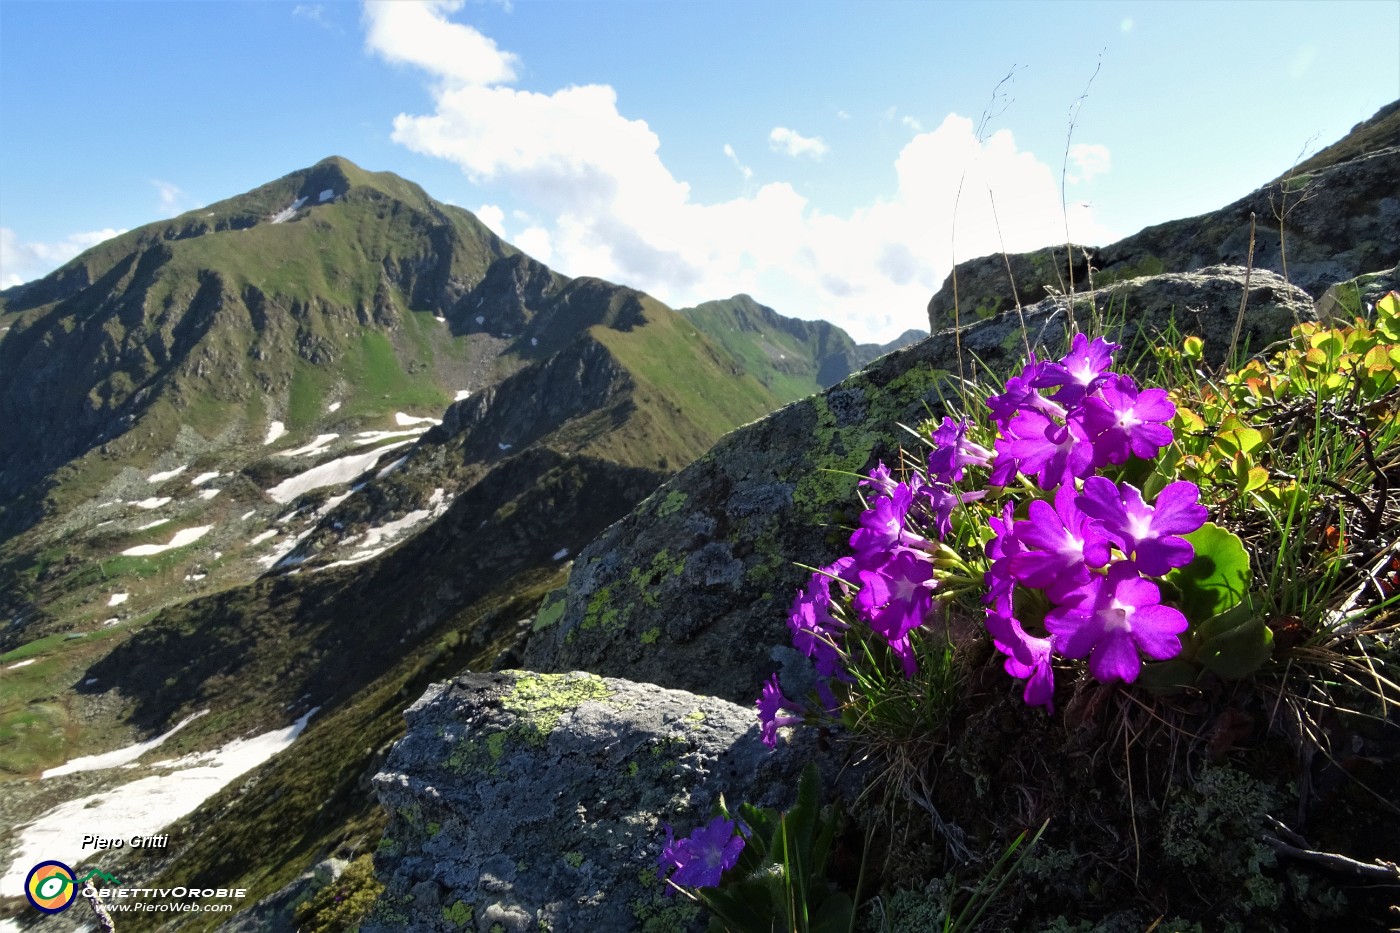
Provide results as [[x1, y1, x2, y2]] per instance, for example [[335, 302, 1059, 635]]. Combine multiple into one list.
[[723, 143, 753, 181], [152, 179, 187, 216], [768, 127, 829, 159], [1066, 143, 1111, 183], [836, 109, 851, 120], [293, 4, 335, 30], [475, 203, 506, 235], [1120, 17, 1133, 32], [363, 0, 517, 87], [1, 227, 125, 290], [366, 7, 1113, 343], [902, 115, 924, 132]]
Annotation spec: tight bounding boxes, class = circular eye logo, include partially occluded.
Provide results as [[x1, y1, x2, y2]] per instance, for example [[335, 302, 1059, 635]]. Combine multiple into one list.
[[25, 860, 77, 913]]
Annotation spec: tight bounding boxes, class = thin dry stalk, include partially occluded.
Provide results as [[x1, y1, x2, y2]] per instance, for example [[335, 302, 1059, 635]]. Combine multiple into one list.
[[1228, 211, 1257, 366], [988, 188, 1032, 359], [1060, 52, 1103, 334]]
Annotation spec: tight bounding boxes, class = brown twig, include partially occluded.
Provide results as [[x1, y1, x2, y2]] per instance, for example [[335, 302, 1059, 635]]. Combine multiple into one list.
[[1262, 816, 1400, 883]]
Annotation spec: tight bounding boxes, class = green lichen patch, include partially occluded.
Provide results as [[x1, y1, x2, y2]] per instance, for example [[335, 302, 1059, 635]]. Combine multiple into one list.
[[500, 672, 614, 746], [441, 899, 475, 927], [655, 489, 688, 517]]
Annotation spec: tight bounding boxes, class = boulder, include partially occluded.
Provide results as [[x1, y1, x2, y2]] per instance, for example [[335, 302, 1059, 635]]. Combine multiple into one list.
[[523, 267, 1311, 704], [367, 671, 829, 933], [928, 102, 1399, 333]]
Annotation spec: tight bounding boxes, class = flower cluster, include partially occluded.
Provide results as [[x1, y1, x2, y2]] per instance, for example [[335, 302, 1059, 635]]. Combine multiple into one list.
[[657, 816, 746, 892], [759, 333, 1209, 741]]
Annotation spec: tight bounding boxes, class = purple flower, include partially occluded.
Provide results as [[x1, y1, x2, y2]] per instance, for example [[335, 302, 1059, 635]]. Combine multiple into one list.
[[1044, 563, 1188, 683], [927, 417, 994, 484], [986, 355, 1064, 428], [788, 571, 850, 680], [1006, 484, 1112, 601], [659, 816, 746, 891], [859, 461, 898, 499], [756, 674, 803, 748], [1077, 477, 1207, 576], [849, 482, 928, 562], [1034, 334, 1121, 407], [995, 408, 1096, 490], [1080, 374, 1176, 466], [854, 549, 936, 651], [985, 593, 1057, 711]]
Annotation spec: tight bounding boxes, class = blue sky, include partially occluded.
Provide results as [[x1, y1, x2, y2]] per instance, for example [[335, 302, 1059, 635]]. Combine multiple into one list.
[[1, 1, 1395, 342]]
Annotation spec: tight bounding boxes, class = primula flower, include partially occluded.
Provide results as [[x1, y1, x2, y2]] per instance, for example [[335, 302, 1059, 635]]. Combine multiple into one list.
[[658, 816, 746, 891], [849, 482, 928, 561], [986, 355, 1063, 428], [788, 571, 850, 680], [1035, 333, 1121, 407], [1077, 477, 1207, 575], [1080, 374, 1176, 465], [927, 417, 994, 484], [756, 674, 803, 748], [859, 461, 898, 499], [854, 549, 936, 649], [1007, 484, 1112, 601], [985, 593, 1057, 711], [1044, 563, 1188, 683], [995, 408, 1096, 490]]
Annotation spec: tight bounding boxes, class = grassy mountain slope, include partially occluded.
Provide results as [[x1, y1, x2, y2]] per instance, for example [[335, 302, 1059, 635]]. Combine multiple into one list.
[[0, 156, 791, 929], [680, 294, 924, 402]]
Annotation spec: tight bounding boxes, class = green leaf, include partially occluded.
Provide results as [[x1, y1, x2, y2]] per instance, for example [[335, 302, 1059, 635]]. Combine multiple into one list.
[[1194, 600, 1274, 679], [1166, 522, 1251, 624], [1137, 656, 1200, 695]]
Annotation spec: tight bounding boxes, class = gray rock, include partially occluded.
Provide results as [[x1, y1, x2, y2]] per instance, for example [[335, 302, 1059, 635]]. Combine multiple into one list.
[[366, 671, 827, 933], [523, 267, 1311, 703], [928, 104, 1399, 333], [216, 858, 348, 933]]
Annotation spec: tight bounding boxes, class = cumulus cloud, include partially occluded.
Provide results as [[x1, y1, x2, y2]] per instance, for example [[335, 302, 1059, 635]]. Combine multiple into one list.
[[152, 180, 188, 216], [475, 203, 506, 235], [1, 227, 125, 290], [1066, 143, 1111, 183], [363, 0, 517, 87], [364, 4, 1113, 342], [769, 127, 829, 159]]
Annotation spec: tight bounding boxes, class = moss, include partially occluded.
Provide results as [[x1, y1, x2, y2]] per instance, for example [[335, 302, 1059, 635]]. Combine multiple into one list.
[[294, 854, 385, 933], [631, 892, 702, 933], [532, 594, 568, 632], [655, 490, 688, 518], [442, 900, 474, 927], [563, 851, 585, 869], [639, 627, 660, 644]]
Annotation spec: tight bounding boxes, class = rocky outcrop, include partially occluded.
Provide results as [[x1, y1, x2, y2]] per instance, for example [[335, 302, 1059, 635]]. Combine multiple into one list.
[[523, 267, 1311, 703], [368, 671, 827, 933], [928, 102, 1400, 333]]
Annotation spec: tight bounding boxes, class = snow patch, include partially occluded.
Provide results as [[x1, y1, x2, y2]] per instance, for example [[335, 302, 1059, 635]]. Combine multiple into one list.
[[354, 427, 430, 446], [278, 433, 339, 457], [147, 466, 187, 483], [133, 497, 171, 510], [318, 188, 335, 202], [395, 412, 440, 426], [120, 526, 212, 557], [43, 711, 209, 779], [184, 573, 207, 582], [0, 710, 317, 899], [455, 389, 471, 401], [137, 518, 169, 531], [498, 443, 512, 451], [264, 420, 289, 446], [553, 548, 570, 561], [108, 593, 129, 607], [435, 315, 447, 323], [327, 401, 341, 413], [199, 488, 221, 500], [476, 315, 485, 324], [249, 530, 279, 546], [531, 337, 538, 347], [265, 441, 413, 505], [191, 471, 220, 486], [269, 197, 307, 224], [376, 455, 409, 479], [5, 659, 35, 670], [315, 491, 353, 518], [240, 510, 256, 521]]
